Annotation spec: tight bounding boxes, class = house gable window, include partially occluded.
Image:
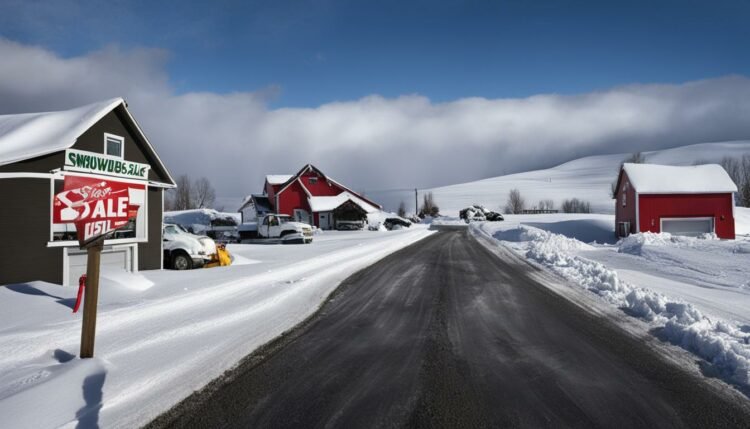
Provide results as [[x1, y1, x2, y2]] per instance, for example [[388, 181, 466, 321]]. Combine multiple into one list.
[[104, 133, 124, 158], [309, 177, 318, 185]]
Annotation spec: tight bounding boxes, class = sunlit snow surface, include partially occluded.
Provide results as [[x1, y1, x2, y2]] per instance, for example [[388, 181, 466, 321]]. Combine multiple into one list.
[[425, 141, 750, 215], [475, 212, 750, 392], [0, 227, 433, 429]]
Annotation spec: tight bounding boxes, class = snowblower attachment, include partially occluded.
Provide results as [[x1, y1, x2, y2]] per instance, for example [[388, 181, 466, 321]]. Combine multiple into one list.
[[204, 244, 232, 268]]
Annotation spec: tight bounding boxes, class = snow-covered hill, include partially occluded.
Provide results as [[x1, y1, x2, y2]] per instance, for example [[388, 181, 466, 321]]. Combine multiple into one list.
[[426, 140, 750, 215]]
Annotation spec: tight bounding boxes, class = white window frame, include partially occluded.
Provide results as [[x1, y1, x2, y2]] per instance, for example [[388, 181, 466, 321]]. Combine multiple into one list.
[[47, 172, 149, 248], [104, 133, 125, 159]]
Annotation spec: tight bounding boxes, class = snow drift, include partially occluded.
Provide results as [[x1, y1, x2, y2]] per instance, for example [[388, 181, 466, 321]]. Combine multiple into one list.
[[474, 223, 750, 391]]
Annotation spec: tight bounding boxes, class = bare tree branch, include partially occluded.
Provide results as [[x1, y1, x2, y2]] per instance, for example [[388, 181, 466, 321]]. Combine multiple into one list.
[[505, 189, 525, 214], [193, 177, 216, 209]]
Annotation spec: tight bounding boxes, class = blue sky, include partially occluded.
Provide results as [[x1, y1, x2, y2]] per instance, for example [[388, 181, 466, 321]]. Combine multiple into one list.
[[2, 0, 750, 203], [2, 0, 749, 107]]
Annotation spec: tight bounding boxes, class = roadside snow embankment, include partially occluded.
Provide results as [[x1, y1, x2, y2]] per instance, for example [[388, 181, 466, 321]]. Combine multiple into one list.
[[474, 223, 750, 391], [617, 231, 729, 255], [0, 227, 433, 429]]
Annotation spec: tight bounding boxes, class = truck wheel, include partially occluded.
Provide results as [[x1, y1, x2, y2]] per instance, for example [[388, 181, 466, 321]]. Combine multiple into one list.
[[172, 251, 193, 270]]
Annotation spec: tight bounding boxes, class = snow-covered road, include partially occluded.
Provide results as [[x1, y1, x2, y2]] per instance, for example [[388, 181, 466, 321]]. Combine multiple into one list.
[[0, 227, 433, 429], [150, 230, 750, 428]]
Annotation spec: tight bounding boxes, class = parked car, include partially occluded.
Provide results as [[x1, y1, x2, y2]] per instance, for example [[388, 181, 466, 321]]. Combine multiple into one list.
[[460, 205, 504, 222], [163, 223, 218, 270], [336, 220, 364, 231], [486, 211, 504, 222], [384, 217, 412, 230], [257, 214, 313, 243]]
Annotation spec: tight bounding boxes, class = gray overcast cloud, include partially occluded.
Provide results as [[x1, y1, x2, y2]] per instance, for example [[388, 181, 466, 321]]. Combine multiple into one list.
[[2, 38, 750, 209]]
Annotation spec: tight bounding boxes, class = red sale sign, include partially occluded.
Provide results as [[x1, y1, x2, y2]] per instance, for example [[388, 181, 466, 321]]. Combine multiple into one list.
[[53, 175, 145, 246]]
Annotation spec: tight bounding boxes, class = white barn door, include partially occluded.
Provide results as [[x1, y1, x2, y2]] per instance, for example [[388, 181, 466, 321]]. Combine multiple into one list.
[[318, 212, 333, 230], [660, 217, 714, 237]]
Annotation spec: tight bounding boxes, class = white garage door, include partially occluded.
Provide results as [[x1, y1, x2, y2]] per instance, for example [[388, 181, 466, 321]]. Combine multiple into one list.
[[66, 245, 134, 286], [661, 217, 713, 237]]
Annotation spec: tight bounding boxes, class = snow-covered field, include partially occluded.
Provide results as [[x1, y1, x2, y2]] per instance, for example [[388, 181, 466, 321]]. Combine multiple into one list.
[[425, 140, 750, 215], [0, 227, 433, 429], [473, 212, 750, 393]]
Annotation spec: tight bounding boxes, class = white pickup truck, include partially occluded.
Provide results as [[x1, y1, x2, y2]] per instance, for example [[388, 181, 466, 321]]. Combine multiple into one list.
[[247, 214, 313, 243]]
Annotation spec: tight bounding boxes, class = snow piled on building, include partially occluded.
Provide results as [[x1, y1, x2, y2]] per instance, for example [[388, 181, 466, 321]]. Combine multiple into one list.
[[0, 98, 124, 166], [308, 192, 380, 213], [265, 175, 293, 185], [164, 209, 241, 233], [622, 163, 738, 193]]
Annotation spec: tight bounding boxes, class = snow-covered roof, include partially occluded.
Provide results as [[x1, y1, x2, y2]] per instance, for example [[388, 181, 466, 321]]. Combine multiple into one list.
[[238, 195, 254, 210], [623, 163, 737, 194], [266, 175, 293, 185], [0, 98, 125, 166], [308, 192, 379, 213], [164, 209, 240, 227], [238, 194, 272, 212]]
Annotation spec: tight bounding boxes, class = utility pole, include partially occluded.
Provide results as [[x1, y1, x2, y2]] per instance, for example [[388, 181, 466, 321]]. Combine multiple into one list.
[[414, 188, 418, 216]]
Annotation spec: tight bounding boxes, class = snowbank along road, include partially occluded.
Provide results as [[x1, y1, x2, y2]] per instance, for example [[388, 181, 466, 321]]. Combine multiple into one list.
[[150, 230, 750, 428]]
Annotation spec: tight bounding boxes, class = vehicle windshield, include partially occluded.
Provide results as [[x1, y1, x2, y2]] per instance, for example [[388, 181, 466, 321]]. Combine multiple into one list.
[[278, 216, 294, 224], [164, 224, 188, 235]]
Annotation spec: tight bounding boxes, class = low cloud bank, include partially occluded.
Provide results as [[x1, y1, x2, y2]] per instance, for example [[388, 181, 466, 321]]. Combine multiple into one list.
[[2, 38, 750, 208]]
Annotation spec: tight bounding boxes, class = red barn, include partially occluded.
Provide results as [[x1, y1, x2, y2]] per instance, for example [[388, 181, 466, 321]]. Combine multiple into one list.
[[615, 163, 737, 239], [264, 164, 381, 229]]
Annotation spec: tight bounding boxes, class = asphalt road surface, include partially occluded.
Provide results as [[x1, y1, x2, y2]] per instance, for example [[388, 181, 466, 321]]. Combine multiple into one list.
[[150, 230, 750, 429]]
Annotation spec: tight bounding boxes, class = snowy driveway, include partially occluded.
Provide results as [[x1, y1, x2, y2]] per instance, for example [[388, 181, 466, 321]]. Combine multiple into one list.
[[150, 230, 750, 428]]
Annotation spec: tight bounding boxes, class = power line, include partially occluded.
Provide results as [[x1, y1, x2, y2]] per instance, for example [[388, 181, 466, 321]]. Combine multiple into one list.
[[359, 187, 427, 194]]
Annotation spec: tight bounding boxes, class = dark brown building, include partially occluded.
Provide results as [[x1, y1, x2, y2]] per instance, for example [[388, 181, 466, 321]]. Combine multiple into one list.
[[0, 98, 176, 286]]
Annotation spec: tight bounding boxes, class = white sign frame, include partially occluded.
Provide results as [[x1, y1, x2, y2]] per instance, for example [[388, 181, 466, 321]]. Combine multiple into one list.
[[64, 148, 150, 181]]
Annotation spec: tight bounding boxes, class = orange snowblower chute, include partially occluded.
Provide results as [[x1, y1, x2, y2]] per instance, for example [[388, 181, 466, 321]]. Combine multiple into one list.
[[204, 243, 232, 268]]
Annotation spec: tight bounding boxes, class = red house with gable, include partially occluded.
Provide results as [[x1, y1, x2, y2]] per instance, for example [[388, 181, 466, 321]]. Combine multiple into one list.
[[615, 163, 737, 239], [263, 164, 381, 229]]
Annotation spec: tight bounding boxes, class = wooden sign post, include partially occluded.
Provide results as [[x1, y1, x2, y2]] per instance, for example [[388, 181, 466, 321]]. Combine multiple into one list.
[[79, 239, 104, 358]]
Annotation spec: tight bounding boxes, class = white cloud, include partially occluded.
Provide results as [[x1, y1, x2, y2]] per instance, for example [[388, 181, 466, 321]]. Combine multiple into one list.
[[1, 38, 750, 210]]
